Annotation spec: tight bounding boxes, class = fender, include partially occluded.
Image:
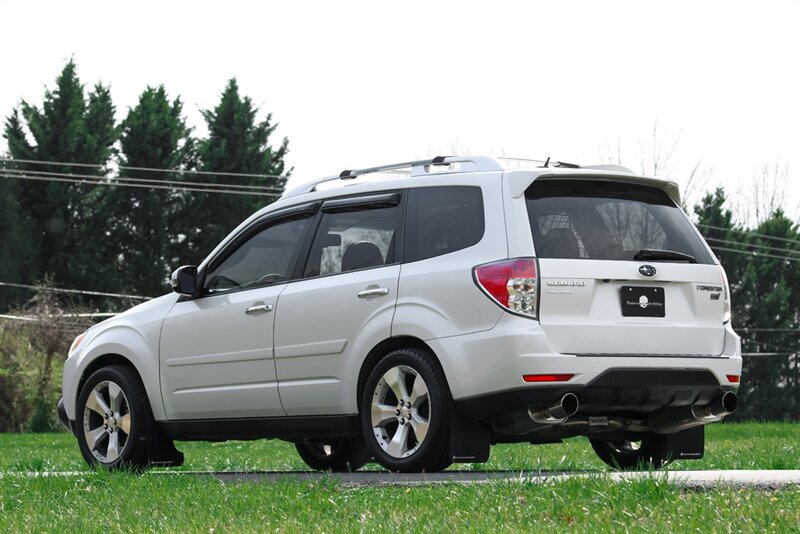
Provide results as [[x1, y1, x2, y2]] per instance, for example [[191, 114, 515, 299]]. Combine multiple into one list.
[[62, 293, 178, 421]]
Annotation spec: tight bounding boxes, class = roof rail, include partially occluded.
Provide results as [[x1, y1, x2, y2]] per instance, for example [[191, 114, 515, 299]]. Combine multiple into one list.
[[281, 155, 504, 198]]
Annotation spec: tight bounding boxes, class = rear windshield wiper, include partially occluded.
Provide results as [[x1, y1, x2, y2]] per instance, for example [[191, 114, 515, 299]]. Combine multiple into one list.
[[633, 249, 697, 263]]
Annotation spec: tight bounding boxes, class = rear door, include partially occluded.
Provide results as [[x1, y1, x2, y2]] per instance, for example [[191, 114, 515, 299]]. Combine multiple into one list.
[[274, 192, 403, 416], [525, 179, 726, 356]]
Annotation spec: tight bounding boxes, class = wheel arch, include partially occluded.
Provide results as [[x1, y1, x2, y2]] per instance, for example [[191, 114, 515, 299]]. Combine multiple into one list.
[[356, 336, 451, 408]]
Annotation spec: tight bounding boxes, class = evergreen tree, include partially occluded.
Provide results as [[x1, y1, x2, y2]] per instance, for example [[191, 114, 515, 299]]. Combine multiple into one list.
[[112, 86, 193, 297], [2, 59, 118, 300], [0, 162, 36, 310], [735, 211, 800, 420], [177, 79, 288, 265]]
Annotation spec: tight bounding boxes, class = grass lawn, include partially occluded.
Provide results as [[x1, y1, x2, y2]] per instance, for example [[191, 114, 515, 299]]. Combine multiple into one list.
[[1, 422, 799, 531]]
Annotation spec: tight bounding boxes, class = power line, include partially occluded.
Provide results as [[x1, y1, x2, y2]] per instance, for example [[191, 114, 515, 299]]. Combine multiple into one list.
[[1, 167, 283, 193], [705, 237, 800, 257], [697, 223, 800, 246], [0, 157, 285, 180], [709, 245, 800, 264], [0, 281, 151, 301], [0, 172, 280, 197]]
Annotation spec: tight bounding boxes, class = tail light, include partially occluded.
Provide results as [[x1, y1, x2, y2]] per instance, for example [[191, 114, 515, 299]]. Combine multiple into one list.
[[473, 258, 538, 319], [720, 266, 731, 323]]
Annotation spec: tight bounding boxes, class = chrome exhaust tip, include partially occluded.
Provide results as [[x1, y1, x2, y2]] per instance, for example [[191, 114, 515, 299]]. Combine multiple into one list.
[[529, 393, 579, 424]]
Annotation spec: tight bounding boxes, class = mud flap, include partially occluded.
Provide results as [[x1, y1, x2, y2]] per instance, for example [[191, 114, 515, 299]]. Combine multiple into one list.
[[449, 407, 490, 463], [666, 425, 705, 460], [145, 418, 185, 467]]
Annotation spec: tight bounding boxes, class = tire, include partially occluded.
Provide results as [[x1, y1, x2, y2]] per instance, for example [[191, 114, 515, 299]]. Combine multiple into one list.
[[295, 438, 369, 472], [360, 348, 452, 472], [76, 365, 151, 470], [589, 434, 673, 470]]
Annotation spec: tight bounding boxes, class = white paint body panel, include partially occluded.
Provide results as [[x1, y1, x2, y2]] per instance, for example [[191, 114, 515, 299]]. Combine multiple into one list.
[[159, 285, 286, 419], [274, 265, 400, 415], [61, 293, 178, 420]]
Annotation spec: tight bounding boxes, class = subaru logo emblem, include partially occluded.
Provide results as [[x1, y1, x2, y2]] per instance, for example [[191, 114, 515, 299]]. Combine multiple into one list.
[[638, 264, 657, 277]]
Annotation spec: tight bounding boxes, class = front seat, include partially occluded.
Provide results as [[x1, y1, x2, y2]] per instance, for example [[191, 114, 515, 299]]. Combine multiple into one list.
[[341, 242, 385, 271]]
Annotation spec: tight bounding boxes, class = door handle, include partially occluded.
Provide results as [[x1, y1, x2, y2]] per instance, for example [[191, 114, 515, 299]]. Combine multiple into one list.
[[245, 304, 273, 315], [357, 287, 390, 299]]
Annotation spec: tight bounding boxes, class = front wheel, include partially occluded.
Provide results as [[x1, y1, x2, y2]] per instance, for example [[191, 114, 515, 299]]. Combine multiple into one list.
[[589, 434, 672, 470], [76, 365, 151, 470], [295, 438, 369, 471], [360, 348, 451, 472]]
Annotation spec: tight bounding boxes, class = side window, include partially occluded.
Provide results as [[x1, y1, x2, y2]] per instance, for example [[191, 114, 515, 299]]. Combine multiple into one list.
[[204, 215, 312, 294], [404, 186, 484, 262], [303, 204, 402, 277]]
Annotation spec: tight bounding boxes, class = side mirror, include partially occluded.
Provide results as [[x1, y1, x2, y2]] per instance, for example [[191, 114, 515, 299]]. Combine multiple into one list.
[[170, 265, 198, 297]]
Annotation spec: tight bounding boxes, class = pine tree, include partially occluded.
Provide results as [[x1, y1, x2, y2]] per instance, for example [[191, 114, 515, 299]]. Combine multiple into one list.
[[2, 60, 118, 300], [177, 79, 288, 265], [112, 86, 193, 297]]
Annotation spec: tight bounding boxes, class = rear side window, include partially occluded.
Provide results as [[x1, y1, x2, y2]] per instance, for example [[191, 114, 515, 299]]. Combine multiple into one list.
[[303, 204, 402, 277], [404, 186, 484, 262], [525, 180, 714, 264]]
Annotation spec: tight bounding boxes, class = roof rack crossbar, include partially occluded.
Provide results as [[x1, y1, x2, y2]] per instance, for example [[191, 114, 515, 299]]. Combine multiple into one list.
[[282, 155, 503, 198]]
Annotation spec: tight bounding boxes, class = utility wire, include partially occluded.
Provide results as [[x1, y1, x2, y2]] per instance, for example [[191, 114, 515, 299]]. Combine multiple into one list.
[[697, 223, 800, 246], [709, 245, 800, 263], [1, 167, 283, 193], [0, 281, 151, 301], [0, 157, 285, 180], [705, 237, 800, 257], [0, 172, 280, 197]]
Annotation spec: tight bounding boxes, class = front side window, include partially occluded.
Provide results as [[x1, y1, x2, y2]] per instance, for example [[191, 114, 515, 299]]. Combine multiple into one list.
[[204, 215, 312, 294], [303, 204, 402, 278], [525, 180, 714, 264]]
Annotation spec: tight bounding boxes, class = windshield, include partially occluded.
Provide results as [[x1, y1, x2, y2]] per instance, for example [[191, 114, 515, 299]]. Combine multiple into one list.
[[525, 179, 714, 264]]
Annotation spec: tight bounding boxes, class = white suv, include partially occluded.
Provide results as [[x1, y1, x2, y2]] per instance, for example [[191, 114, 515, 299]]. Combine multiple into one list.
[[58, 156, 741, 471]]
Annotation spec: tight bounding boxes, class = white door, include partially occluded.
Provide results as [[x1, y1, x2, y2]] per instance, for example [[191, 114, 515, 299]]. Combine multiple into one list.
[[160, 213, 315, 420], [274, 193, 403, 416]]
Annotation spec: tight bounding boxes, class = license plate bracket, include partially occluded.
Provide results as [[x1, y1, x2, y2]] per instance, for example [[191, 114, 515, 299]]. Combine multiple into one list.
[[621, 286, 665, 317]]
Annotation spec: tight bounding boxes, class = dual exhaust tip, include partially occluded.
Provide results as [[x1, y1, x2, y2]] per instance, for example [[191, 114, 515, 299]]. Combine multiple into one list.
[[528, 390, 738, 432]]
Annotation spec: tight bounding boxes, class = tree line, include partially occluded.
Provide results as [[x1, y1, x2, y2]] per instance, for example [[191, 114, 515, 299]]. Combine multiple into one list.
[[0, 61, 798, 422], [0, 60, 287, 310], [695, 190, 799, 420]]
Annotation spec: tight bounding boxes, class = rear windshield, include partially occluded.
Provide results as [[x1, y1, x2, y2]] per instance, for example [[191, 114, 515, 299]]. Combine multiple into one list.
[[525, 180, 714, 264]]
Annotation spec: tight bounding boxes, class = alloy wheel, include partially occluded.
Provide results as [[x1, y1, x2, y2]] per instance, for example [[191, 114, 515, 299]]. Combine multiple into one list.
[[82, 380, 131, 464], [370, 365, 430, 458]]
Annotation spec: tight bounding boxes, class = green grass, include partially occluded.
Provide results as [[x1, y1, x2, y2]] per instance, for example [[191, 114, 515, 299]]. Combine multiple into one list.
[[1, 423, 799, 532]]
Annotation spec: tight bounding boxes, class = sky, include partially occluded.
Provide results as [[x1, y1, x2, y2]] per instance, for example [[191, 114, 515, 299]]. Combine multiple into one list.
[[1, 0, 798, 221]]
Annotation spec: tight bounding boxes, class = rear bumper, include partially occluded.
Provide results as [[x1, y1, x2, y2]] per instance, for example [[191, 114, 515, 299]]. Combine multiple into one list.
[[430, 313, 742, 402], [57, 398, 76, 435], [454, 368, 737, 421]]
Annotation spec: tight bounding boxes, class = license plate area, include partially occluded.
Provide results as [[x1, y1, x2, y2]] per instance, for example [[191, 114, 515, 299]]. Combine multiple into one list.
[[621, 286, 665, 317]]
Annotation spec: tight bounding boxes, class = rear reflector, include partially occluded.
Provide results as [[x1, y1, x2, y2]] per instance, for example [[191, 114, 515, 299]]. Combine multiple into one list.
[[474, 257, 538, 318], [523, 374, 574, 383], [726, 374, 740, 383]]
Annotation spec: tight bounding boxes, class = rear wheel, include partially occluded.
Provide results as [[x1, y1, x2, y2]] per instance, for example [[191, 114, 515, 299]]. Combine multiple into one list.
[[76, 365, 150, 470], [295, 438, 369, 471], [589, 434, 672, 470], [361, 348, 451, 472]]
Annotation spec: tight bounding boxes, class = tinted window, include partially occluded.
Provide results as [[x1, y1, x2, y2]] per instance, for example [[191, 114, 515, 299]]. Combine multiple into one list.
[[525, 180, 714, 264], [303, 205, 402, 277], [204, 215, 312, 293], [404, 186, 484, 262]]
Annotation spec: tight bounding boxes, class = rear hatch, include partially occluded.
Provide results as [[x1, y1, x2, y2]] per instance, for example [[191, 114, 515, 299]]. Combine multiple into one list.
[[526, 178, 726, 356]]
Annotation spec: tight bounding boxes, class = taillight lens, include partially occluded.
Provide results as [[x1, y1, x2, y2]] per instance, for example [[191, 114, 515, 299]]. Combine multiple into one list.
[[474, 258, 538, 319], [720, 266, 731, 323]]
